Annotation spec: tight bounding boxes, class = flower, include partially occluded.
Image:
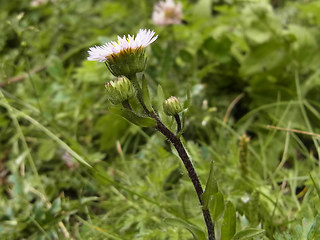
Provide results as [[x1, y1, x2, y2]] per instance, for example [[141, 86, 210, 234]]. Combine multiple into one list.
[[105, 76, 136, 105], [163, 96, 183, 116], [88, 29, 158, 77], [152, 0, 183, 26], [30, 0, 47, 7]]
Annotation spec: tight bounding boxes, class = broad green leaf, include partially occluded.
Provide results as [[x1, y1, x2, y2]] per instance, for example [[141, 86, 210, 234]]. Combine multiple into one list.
[[109, 107, 156, 127], [232, 228, 265, 240], [94, 114, 129, 151], [165, 218, 206, 240], [38, 139, 56, 161], [202, 161, 219, 210], [240, 40, 287, 76], [141, 74, 153, 112], [211, 192, 225, 221], [221, 201, 236, 240]]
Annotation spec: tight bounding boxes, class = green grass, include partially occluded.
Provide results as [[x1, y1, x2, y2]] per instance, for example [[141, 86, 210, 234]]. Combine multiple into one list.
[[1, 0, 320, 239]]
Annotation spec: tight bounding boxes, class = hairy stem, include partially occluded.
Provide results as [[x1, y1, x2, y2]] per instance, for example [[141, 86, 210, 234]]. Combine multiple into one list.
[[174, 114, 181, 134], [151, 113, 215, 240], [127, 74, 215, 239]]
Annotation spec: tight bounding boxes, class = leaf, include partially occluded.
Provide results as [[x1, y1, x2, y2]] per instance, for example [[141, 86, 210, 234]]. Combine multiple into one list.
[[156, 85, 171, 126], [94, 114, 129, 151], [109, 107, 156, 127], [240, 40, 287, 76], [192, 0, 211, 18], [157, 85, 166, 111], [202, 161, 219, 210], [307, 215, 320, 240], [46, 55, 64, 80], [141, 74, 153, 112], [232, 228, 265, 240], [211, 192, 225, 221], [37, 140, 56, 161], [49, 198, 61, 215], [221, 201, 236, 240], [184, 86, 191, 108], [310, 173, 320, 199], [165, 218, 206, 240]]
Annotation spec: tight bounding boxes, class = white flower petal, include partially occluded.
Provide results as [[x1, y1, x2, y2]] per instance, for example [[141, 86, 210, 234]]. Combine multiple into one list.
[[88, 29, 157, 62]]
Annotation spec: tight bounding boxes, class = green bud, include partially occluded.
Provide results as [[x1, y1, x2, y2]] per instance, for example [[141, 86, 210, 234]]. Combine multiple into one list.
[[163, 96, 183, 116], [105, 76, 136, 105], [106, 48, 147, 78]]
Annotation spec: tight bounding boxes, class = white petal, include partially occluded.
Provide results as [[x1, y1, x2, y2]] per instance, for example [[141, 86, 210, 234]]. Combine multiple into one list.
[[87, 29, 157, 62]]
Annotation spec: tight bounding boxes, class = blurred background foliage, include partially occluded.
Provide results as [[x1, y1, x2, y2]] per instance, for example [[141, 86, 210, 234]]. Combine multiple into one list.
[[1, 0, 320, 239]]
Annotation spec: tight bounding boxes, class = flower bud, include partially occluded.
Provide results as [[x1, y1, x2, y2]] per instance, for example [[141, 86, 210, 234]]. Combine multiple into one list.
[[105, 76, 136, 105], [163, 96, 183, 116]]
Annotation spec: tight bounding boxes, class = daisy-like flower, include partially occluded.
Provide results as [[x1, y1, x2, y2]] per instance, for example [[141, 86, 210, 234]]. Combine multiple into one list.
[[30, 0, 47, 7], [88, 29, 158, 77], [152, 0, 183, 26]]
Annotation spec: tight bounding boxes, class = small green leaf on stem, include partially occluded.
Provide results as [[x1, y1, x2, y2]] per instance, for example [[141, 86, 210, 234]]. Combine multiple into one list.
[[202, 161, 219, 210], [109, 107, 156, 127], [141, 74, 153, 112], [211, 191, 225, 221], [184, 86, 191, 108], [232, 228, 265, 240], [165, 218, 206, 240], [157, 85, 166, 110], [221, 201, 236, 240]]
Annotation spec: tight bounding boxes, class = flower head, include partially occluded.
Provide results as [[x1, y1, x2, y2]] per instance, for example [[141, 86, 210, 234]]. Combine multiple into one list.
[[152, 0, 183, 26], [105, 76, 136, 105], [88, 29, 158, 77], [163, 96, 183, 116]]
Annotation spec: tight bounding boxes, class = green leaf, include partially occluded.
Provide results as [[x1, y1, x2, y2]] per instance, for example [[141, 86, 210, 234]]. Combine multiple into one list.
[[310, 173, 320, 199], [157, 85, 166, 111], [307, 215, 320, 240], [232, 228, 265, 240], [47, 55, 64, 80], [165, 218, 206, 240], [141, 74, 153, 112], [202, 161, 219, 210], [192, 0, 211, 18], [109, 107, 156, 127], [156, 84, 171, 126], [184, 87, 191, 108], [221, 201, 236, 240], [49, 198, 61, 215], [211, 192, 225, 221], [37, 140, 56, 161], [94, 114, 129, 151], [240, 40, 287, 76]]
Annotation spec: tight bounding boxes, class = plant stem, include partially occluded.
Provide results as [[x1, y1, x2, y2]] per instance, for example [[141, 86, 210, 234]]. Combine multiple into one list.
[[127, 74, 215, 239], [151, 113, 215, 240], [174, 114, 181, 134]]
